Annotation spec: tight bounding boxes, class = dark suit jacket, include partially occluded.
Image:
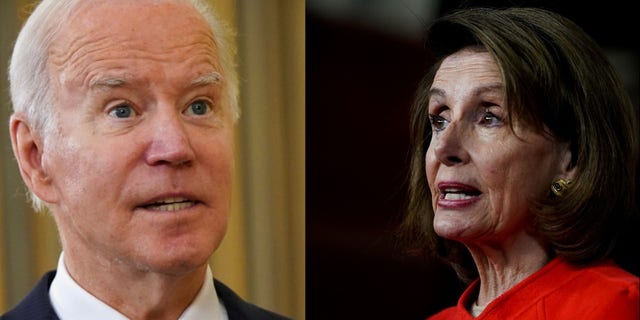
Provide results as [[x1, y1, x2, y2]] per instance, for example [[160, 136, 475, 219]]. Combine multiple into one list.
[[1, 271, 290, 320]]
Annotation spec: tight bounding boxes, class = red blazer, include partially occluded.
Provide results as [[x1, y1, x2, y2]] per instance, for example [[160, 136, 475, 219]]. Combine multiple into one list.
[[428, 257, 639, 320]]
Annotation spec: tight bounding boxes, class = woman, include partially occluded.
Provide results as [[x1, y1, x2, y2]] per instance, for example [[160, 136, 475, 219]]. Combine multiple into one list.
[[402, 7, 639, 319]]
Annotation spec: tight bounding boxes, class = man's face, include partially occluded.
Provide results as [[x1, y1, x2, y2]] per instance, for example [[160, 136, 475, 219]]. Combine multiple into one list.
[[42, 0, 233, 274]]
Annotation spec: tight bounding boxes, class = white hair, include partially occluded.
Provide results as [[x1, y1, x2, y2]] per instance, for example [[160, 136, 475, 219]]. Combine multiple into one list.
[[8, 0, 239, 212]]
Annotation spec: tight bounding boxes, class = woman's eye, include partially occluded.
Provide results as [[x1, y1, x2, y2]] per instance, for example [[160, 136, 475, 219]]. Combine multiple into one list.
[[429, 114, 449, 132], [479, 112, 502, 126], [186, 100, 210, 116], [108, 104, 136, 118]]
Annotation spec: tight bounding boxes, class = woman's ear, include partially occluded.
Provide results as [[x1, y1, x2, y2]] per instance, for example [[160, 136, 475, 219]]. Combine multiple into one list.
[[557, 142, 577, 181], [10, 114, 58, 204]]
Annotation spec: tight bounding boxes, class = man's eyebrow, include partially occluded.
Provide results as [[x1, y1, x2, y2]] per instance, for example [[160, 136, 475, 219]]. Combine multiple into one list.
[[88, 72, 222, 90], [190, 72, 222, 87], [89, 77, 128, 90]]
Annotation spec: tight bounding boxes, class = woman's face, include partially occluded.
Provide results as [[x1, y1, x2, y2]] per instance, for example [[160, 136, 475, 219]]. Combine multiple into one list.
[[425, 48, 569, 244]]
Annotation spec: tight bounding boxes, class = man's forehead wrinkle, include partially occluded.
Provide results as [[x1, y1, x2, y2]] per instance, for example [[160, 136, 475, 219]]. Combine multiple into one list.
[[51, 40, 220, 89], [44, 3, 225, 113], [49, 32, 109, 81], [50, 33, 218, 65]]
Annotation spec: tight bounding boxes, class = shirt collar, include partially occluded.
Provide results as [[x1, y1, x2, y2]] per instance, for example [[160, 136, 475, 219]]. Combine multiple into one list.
[[49, 252, 228, 319]]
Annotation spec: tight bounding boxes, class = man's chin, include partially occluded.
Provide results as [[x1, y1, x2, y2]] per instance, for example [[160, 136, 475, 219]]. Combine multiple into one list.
[[132, 249, 213, 276]]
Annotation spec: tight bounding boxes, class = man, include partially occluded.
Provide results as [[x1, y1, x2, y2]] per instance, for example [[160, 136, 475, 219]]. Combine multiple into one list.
[[2, 0, 289, 319]]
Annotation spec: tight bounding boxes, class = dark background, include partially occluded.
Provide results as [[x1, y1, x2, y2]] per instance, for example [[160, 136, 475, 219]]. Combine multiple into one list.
[[306, 1, 639, 319]]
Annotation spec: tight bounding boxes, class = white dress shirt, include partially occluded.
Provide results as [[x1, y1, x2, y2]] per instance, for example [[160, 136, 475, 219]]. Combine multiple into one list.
[[49, 252, 228, 319]]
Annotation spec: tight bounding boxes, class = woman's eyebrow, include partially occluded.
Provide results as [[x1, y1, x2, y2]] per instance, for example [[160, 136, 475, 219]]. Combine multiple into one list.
[[472, 83, 503, 97]]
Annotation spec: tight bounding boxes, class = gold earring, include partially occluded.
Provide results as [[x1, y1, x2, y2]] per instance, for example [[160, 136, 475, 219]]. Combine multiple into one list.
[[551, 178, 572, 196]]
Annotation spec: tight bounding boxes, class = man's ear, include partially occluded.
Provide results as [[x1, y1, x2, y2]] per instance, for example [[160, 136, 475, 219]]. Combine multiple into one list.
[[10, 114, 58, 204]]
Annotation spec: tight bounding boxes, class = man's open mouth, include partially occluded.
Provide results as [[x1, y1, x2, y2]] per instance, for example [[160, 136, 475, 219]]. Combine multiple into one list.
[[141, 197, 198, 211]]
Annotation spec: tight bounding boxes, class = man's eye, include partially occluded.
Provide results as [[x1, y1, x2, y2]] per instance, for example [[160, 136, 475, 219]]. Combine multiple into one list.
[[186, 100, 210, 116], [429, 114, 449, 132], [108, 105, 136, 118]]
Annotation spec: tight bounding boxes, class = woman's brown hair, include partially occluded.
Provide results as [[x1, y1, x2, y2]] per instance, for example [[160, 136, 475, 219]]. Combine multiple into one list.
[[400, 7, 639, 282]]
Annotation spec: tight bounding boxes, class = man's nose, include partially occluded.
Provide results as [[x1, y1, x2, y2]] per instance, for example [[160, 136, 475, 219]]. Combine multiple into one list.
[[144, 109, 196, 167]]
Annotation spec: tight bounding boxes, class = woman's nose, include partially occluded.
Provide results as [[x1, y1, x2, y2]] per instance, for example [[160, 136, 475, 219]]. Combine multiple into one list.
[[432, 122, 470, 166]]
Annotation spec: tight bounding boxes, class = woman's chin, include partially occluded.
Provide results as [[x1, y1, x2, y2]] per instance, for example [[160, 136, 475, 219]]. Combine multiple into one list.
[[434, 217, 478, 241]]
